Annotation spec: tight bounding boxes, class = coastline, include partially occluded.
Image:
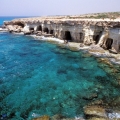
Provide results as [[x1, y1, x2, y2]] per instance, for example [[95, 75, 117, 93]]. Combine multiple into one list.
[[0, 29, 120, 65], [28, 33, 120, 65], [1, 17, 120, 119]]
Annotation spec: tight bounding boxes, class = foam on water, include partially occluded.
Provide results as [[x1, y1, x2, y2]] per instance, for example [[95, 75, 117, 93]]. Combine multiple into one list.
[[0, 32, 120, 119]]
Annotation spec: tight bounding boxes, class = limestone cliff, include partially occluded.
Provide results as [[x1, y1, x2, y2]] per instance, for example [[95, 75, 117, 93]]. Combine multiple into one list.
[[4, 15, 120, 53]]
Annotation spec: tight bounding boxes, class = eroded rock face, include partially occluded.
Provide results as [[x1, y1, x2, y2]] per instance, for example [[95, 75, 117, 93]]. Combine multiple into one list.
[[84, 105, 120, 120], [3, 17, 120, 54]]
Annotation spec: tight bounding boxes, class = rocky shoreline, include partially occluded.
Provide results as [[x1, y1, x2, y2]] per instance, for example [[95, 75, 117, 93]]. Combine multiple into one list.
[[1, 16, 120, 65], [1, 16, 120, 120], [1, 30, 120, 120], [11, 31, 120, 65]]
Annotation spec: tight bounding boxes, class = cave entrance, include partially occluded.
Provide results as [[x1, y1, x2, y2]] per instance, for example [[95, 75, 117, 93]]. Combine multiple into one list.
[[64, 31, 72, 41], [50, 30, 54, 34], [15, 22, 24, 28], [43, 27, 49, 34], [79, 32, 84, 42], [93, 35, 100, 44], [93, 31, 102, 44], [105, 38, 113, 49], [29, 28, 34, 31], [37, 25, 42, 31]]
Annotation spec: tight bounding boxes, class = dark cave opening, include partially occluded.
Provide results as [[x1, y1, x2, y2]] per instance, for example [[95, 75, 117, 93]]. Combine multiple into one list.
[[93, 35, 100, 44], [50, 30, 54, 34], [37, 25, 42, 31], [79, 32, 84, 42], [29, 28, 34, 31], [15, 22, 24, 28], [43, 27, 49, 34], [93, 31, 102, 44], [64, 31, 72, 41], [105, 38, 113, 49]]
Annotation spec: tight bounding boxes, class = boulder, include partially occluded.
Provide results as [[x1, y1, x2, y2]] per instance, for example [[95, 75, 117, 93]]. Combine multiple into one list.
[[89, 45, 105, 53], [109, 49, 118, 54], [84, 105, 107, 118], [84, 105, 120, 120]]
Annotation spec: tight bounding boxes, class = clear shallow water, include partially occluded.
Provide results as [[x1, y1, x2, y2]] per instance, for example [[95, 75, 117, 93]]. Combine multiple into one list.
[[0, 32, 120, 119]]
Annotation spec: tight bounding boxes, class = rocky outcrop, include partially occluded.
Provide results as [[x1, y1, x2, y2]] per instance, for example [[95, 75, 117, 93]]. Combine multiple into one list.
[[32, 114, 85, 120], [84, 105, 120, 120], [3, 16, 120, 53]]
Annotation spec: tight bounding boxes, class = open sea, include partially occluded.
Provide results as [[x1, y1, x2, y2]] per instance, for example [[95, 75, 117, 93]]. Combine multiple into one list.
[[0, 17, 120, 120]]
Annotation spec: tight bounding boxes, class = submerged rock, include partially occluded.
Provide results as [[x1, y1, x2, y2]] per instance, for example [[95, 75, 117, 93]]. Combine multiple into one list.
[[68, 46, 80, 52], [82, 93, 98, 100], [51, 114, 64, 120], [33, 115, 50, 120], [51, 114, 84, 120]]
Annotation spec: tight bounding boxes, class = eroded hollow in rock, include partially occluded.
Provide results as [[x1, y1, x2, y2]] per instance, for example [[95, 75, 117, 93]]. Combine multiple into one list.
[[79, 32, 84, 43], [43, 27, 49, 34], [64, 31, 72, 41], [119, 45, 120, 52], [93, 31, 102, 44], [50, 30, 54, 34], [37, 25, 42, 31], [105, 38, 113, 49], [15, 22, 24, 28], [29, 28, 34, 31]]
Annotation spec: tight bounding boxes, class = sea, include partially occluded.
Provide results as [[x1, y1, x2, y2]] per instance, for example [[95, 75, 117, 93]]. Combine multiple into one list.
[[0, 17, 120, 120]]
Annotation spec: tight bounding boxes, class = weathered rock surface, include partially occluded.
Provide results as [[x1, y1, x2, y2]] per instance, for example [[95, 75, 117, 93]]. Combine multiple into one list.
[[84, 105, 107, 118], [3, 15, 120, 54], [84, 105, 120, 120], [88, 45, 105, 53], [109, 48, 118, 54]]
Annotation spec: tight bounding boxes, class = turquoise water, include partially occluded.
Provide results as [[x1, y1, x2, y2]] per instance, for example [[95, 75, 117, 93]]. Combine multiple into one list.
[[0, 16, 31, 26], [0, 16, 120, 119], [0, 32, 120, 119]]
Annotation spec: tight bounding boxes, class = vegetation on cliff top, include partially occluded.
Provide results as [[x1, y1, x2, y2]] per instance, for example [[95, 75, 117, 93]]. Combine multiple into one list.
[[50, 12, 120, 19]]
